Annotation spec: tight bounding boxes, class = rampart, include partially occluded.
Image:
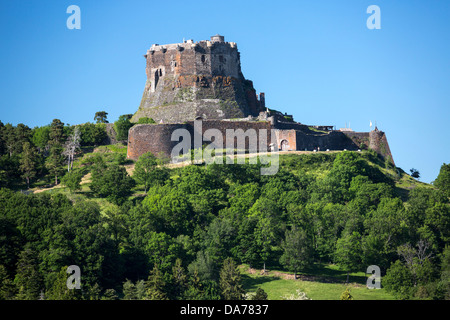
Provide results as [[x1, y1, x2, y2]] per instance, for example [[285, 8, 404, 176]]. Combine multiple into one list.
[[127, 120, 274, 160]]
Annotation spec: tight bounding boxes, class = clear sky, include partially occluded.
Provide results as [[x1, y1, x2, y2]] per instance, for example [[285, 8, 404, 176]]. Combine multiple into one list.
[[0, 0, 449, 183]]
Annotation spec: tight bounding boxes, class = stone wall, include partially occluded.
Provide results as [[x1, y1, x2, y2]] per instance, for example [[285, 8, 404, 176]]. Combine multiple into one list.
[[369, 129, 395, 165], [294, 130, 359, 151], [127, 120, 274, 160]]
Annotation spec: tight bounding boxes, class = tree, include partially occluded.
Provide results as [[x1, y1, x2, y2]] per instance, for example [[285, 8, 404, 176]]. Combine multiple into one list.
[[114, 114, 133, 141], [434, 163, 450, 197], [14, 245, 42, 300], [249, 198, 280, 273], [90, 163, 135, 205], [31, 126, 50, 151], [62, 126, 81, 172], [79, 123, 107, 146], [340, 287, 353, 300], [334, 231, 363, 284], [219, 258, 245, 300], [48, 119, 65, 146], [61, 169, 84, 192], [45, 266, 81, 300], [94, 111, 109, 124], [46, 144, 65, 185], [439, 245, 450, 300], [410, 168, 420, 179], [122, 279, 137, 300], [188, 251, 217, 282], [133, 152, 158, 193], [0, 265, 16, 300], [279, 226, 313, 279], [171, 258, 188, 299], [19, 141, 38, 189], [145, 264, 167, 300], [383, 260, 414, 299], [144, 232, 180, 273]]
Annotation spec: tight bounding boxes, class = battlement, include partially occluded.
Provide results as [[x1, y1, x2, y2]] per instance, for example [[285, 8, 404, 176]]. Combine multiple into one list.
[[146, 35, 237, 56]]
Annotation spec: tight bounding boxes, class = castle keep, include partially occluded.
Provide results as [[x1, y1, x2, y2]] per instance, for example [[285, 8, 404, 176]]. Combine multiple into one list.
[[133, 34, 265, 123], [127, 35, 394, 164]]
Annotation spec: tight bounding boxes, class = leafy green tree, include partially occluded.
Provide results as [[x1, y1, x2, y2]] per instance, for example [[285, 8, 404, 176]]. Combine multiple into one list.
[[203, 217, 236, 265], [19, 141, 38, 188], [279, 226, 313, 279], [219, 258, 245, 300], [79, 122, 107, 146], [0, 217, 23, 278], [232, 216, 259, 267], [249, 198, 280, 272], [31, 125, 50, 151], [145, 232, 180, 273], [383, 260, 414, 299], [94, 111, 109, 124], [61, 168, 84, 192], [334, 231, 363, 284], [142, 185, 194, 236], [90, 163, 135, 205], [114, 114, 133, 141], [434, 163, 450, 197], [45, 266, 81, 300], [188, 251, 217, 282], [438, 245, 450, 299], [406, 188, 446, 233], [133, 152, 164, 193]]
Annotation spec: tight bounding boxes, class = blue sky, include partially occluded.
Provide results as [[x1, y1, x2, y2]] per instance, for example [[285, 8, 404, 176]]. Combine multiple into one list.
[[0, 0, 449, 183]]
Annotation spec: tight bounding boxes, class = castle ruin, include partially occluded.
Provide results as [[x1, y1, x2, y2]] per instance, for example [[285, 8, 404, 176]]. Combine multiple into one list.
[[128, 35, 394, 165]]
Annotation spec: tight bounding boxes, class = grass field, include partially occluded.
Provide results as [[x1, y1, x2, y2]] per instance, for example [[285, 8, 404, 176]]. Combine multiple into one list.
[[240, 264, 395, 300]]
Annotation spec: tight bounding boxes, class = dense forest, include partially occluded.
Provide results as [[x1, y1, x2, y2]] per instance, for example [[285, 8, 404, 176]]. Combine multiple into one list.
[[0, 116, 449, 300]]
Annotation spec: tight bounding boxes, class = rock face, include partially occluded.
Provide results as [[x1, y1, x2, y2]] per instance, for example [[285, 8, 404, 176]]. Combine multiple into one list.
[[132, 35, 265, 123]]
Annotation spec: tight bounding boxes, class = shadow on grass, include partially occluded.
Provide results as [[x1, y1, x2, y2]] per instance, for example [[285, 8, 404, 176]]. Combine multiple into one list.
[[299, 264, 367, 284], [241, 274, 279, 292]]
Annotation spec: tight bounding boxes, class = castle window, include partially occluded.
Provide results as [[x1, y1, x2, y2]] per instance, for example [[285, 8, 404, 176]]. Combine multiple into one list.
[[201, 55, 206, 64], [219, 55, 224, 63]]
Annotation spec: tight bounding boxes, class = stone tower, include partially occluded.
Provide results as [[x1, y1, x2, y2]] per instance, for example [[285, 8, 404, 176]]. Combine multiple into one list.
[[132, 35, 265, 123]]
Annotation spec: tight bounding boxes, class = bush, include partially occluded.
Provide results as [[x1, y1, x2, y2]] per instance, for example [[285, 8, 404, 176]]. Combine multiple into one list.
[[90, 163, 135, 205], [137, 117, 156, 124], [114, 115, 133, 141], [61, 168, 86, 192], [79, 123, 107, 146]]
